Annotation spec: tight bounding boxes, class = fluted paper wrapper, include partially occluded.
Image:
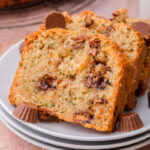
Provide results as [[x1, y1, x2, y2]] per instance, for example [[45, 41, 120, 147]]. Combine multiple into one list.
[[13, 102, 38, 123], [118, 112, 143, 132]]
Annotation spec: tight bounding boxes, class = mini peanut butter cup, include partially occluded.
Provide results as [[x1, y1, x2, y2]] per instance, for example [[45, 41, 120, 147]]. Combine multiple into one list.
[[132, 22, 150, 39], [44, 12, 66, 30], [118, 112, 143, 132], [13, 102, 38, 123]]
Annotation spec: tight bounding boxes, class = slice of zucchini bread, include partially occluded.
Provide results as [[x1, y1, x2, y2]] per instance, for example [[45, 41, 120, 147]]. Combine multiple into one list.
[[110, 8, 150, 95], [9, 28, 133, 132], [40, 10, 146, 110]]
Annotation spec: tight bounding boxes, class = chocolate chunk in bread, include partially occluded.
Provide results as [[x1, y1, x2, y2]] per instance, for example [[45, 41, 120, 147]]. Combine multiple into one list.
[[84, 15, 94, 27], [73, 36, 86, 49], [104, 25, 113, 36], [37, 75, 56, 91], [74, 112, 93, 124]]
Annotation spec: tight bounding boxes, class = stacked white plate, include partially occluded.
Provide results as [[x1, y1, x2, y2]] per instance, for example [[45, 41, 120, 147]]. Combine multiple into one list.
[[0, 41, 150, 150]]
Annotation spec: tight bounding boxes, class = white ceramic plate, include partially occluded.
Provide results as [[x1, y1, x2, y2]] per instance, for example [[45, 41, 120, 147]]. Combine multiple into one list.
[[1, 106, 150, 149], [1, 114, 150, 150], [0, 116, 63, 150], [0, 40, 150, 141]]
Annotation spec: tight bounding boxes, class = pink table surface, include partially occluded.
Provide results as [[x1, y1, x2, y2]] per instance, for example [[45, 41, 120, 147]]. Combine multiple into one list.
[[0, 0, 149, 149]]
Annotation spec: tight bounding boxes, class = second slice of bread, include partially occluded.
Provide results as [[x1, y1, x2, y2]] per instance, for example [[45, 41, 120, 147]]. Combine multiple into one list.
[[110, 8, 150, 95], [52, 10, 146, 110]]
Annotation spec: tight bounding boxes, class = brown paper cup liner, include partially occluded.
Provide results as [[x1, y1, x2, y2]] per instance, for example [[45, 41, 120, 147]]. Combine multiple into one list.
[[118, 112, 144, 132], [13, 102, 38, 123]]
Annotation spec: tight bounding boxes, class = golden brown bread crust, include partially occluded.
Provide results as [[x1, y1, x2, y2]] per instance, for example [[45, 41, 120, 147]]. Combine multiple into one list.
[[110, 8, 150, 96], [9, 28, 134, 131], [0, 0, 37, 7]]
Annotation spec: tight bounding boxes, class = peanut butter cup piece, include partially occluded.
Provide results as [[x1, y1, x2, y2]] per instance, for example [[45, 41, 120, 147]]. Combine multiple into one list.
[[118, 112, 143, 132], [132, 22, 150, 39], [44, 12, 66, 30], [13, 102, 38, 123], [19, 41, 25, 54]]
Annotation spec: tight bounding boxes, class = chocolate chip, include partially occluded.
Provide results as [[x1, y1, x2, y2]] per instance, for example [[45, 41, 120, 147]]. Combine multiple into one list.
[[89, 97, 108, 113], [74, 43, 83, 49], [84, 16, 94, 27], [95, 61, 106, 65], [90, 38, 100, 49], [74, 112, 92, 124], [107, 67, 111, 71], [99, 97, 108, 104], [104, 25, 113, 36], [145, 39, 150, 47], [106, 80, 111, 86], [132, 22, 150, 39], [88, 38, 100, 56], [147, 91, 150, 108], [112, 12, 120, 17], [96, 77, 106, 90], [44, 12, 66, 30], [37, 80, 50, 91], [85, 75, 111, 90], [19, 41, 25, 54], [76, 36, 87, 43], [69, 75, 76, 81], [90, 97, 108, 105], [74, 36, 86, 49], [37, 75, 56, 91], [110, 10, 125, 22], [88, 48, 98, 56]]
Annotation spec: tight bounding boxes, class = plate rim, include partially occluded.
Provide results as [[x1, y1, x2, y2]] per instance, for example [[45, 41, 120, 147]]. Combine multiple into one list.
[[1, 115, 150, 150], [0, 116, 63, 150], [0, 106, 150, 149], [0, 39, 150, 142]]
